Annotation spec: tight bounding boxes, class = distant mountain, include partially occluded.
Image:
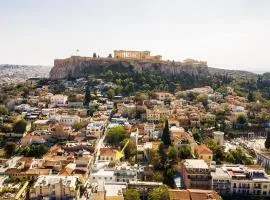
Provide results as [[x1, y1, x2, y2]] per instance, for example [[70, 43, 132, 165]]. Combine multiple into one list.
[[0, 64, 52, 84]]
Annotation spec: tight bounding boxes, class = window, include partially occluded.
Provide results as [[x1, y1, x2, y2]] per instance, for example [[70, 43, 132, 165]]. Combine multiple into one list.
[[93, 177, 95, 179]]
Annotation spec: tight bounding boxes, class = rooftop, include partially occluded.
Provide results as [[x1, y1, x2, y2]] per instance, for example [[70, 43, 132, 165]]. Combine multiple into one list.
[[34, 175, 77, 188], [184, 159, 209, 169], [104, 182, 127, 197], [91, 169, 114, 177]]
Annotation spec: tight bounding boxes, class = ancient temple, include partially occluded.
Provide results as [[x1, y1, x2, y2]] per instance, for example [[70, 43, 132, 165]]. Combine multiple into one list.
[[114, 50, 162, 61]]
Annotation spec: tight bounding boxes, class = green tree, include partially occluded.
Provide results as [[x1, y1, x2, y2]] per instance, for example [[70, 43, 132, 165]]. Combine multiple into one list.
[[134, 92, 148, 103], [93, 53, 97, 58], [196, 94, 208, 107], [0, 123, 13, 133], [162, 120, 171, 146], [248, 90, 255, 102], [124, 189, 140, 200], [179, 145, 192, 160], [84, 85, 91, 106], [21, 144, 49, 158], [107, 88, 115, 99], [120, 139, 137, 161], [167, 146, 177, 160], [0, 105, 9, 116], [148, 185, 169, 200], [154, 171, 164, 182], [265, 132, 270, 149], [135, 106, 146, 119], [4, 142, 17, 158], [236, 114, 247, 128], [192, 127, 202, 142], [72, 121, 84, 131], [106, 126, 128, 146], [13, 119, 27, 134]]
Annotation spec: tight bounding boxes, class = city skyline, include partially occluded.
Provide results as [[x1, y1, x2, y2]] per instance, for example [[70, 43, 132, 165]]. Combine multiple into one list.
[[1, 0, 270, 73]]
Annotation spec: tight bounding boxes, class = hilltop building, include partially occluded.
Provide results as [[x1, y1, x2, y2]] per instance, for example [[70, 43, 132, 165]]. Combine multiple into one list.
[[114, 50, 162, 61]]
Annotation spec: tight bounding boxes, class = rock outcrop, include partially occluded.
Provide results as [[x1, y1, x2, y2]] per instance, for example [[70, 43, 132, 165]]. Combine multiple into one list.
[[49, 56, 209, 79]]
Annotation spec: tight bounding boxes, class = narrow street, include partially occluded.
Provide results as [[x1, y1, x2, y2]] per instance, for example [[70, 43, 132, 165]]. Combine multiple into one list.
[[80, 128, 107, 199]]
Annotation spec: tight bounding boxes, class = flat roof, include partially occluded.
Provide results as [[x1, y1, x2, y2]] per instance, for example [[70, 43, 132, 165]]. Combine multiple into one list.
[[211, 167, 230, 179], [104, 182, 127, 197], [91, 169, 114, 177], [184, 159, 209, 169]]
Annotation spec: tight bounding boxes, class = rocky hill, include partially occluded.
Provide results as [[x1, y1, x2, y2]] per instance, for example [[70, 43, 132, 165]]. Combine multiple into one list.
[[49, 56, 209, 79], [0, 64, 51, 85]]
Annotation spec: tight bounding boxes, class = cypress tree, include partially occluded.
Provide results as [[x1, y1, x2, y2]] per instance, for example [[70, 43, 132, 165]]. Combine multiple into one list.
[[162, 120, 171, 146], [84, 85, 91, 107]]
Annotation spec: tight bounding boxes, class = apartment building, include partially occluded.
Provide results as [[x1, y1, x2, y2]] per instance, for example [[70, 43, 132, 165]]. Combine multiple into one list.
[[30, 175, 78, 200], [181, 159, 212, 190], [211, 164, 270, 197]]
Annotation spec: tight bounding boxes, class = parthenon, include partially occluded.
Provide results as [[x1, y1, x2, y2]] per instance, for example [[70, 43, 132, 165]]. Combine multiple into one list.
[[114, 50, 162, 61]]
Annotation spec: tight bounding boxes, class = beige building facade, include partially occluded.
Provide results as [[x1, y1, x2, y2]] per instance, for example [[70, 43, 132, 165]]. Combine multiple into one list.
[[114, 50, 162, 61]]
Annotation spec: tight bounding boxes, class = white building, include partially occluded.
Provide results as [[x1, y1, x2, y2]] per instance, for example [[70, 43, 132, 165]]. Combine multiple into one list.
[[257, 150, 270, 169], [90, 163, 137, 184], [213, 131, 224, 146], [211, 164, 270, 197], [90, 169, 115, 184], [30, 175, 78, 200], [49, 114, 81, 126], [50, 95, 68, 106], [86, 121, 106, 137], [130, 129, 139, 146], [144, 123, 156, 139]]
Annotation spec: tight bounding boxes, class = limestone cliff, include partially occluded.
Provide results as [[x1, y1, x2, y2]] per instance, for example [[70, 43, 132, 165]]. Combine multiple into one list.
[[49, 56, 209, 79]]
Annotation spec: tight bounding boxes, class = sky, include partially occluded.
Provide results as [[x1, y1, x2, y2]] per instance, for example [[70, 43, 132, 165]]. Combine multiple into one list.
[[0, 0, 270, 73]]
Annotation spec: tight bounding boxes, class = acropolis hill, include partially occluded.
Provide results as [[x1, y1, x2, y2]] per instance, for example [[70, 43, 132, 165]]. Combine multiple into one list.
[[50, 50, 209, 79]]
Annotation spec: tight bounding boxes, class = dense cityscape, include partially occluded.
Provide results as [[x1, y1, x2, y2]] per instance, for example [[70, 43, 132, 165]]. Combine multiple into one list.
[[0, 50, 269, 200], [1, 1, 270, 199]]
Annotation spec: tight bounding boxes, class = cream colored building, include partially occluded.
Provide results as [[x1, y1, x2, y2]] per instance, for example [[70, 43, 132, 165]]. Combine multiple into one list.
[[141, 110, 160, 122], [50, 94, 68, 106], [114, 50, 162, 61], [30, 175, 78, 200], [194, 145, 213, 163], [213, 131, 224, 146], [155, 92, 175, 101]]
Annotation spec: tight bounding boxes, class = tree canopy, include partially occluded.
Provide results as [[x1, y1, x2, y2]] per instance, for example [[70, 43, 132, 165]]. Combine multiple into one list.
[[13, 119, 27, 134], [106, 126, 129, 146], [4, 142, 17, 158], [148, 185, 169, 200], [162, 120, 171, 146], [124, 188, 140, 200], [0, 105, 9, 116]]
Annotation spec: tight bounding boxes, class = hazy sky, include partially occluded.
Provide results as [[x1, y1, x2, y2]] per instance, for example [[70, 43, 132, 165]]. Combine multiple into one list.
[[1, 0, 270, 73]]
